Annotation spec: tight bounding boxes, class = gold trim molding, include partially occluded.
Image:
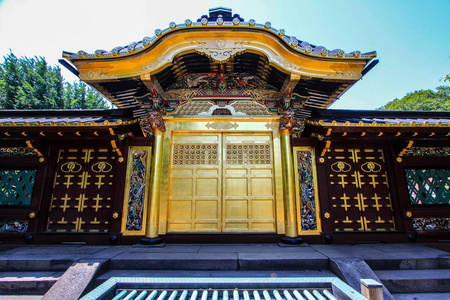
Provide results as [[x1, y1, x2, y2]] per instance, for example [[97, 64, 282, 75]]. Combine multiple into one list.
[[67, 30, 369, 82]]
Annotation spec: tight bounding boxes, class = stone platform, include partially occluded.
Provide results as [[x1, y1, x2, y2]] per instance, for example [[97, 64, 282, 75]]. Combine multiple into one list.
[[0, 243, 448, 299]]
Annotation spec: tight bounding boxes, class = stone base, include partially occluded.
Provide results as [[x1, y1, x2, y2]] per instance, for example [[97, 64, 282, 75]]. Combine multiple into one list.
[[140, 237, 163, 245], [281, 236, 303, 245]]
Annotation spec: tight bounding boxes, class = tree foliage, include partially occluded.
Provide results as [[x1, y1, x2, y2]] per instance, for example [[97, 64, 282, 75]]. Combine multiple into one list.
[[378, 85, 450, 111], [0, 52, 109, 109]]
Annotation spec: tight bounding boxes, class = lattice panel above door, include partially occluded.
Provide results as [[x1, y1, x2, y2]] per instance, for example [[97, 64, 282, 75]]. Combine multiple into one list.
[[328, 148, 395, 231], [47, 148, 116, 232]]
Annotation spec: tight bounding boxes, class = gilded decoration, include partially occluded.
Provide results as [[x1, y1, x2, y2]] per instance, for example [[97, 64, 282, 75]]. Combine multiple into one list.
[[126, 150, 148, 231], [172, 144, 218, 165], [0, 119, 137, 127], [205, 122, 239, 130], [413, 217, 450, 232], [226, 143, 271, 165], [91, 162, 113, 173], [331, 161, 352, 173], [171, 100, 273, 117], [0, 147, 37, 157], [308, 119, 450, 128], [195, 39, 246, 63], [172, 101, 212, 116], [279, 110, 305, 132], [141, 111, 166, 134], [61, 161, 82, 173], [296, 149, 319, 232], [360, 162, 381, 173], [163, 72, 280, 102], [405, 169, 450, 205], [404, 147, 450, 157], [231, 101, 273, 116]]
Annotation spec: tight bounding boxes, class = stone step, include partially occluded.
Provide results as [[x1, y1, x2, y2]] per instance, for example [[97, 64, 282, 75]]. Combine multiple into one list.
[[0, 296, 43, 300], [96, 269, 336, 284], [392, 292, 450, 300], [0, 256, 75, 272], [109, 252, 329, 271], [0, 271, 63, 295], [366, 256, 450, 270], [375, 269, 450, 293]]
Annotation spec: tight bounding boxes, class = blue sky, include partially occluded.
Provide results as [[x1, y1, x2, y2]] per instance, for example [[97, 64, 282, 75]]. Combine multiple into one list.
[[0, 0, 448, 109]]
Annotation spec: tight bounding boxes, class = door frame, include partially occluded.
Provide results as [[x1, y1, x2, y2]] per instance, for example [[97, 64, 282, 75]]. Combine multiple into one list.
[[158, 116, 285, 234]]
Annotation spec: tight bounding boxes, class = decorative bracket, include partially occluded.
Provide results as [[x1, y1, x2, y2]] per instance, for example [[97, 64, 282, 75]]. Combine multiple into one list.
[[279, 74, 300, 111], [279, 110, 305, 134], [25, 140, 43, 158], [139, 74, 165, 111], [320, 140, 331, 157], [141, 111, 166, 137], [110, 140, 123, 157], [396, 140, 414, 162]]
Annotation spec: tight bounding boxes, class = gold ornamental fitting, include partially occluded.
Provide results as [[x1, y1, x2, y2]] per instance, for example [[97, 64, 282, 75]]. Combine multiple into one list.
[[406, 211, 412, 218], [118, 157, 124, 163], [324, 212, 331, 219], [39, 157, 45, 163], [112, 212, 119, 219], [319, 157, 325, 163], [397, 157, 402, 163], [29, 212, 36, 219]]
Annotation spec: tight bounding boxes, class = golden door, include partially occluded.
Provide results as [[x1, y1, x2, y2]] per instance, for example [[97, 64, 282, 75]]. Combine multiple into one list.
[[167, 133, 276, 233]]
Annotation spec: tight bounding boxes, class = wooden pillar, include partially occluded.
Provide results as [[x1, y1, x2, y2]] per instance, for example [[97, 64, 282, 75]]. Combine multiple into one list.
[[360, 279, 383, 300]]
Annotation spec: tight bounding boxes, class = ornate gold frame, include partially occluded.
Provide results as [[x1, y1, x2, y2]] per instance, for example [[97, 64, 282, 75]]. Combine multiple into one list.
[[121, 146, 152, 235], [293, 146, 322, 235], [158, 116, 285, 234]]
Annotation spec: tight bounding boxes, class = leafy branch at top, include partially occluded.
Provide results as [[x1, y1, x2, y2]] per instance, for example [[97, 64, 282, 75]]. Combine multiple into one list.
[[0, 52, 111, 109]]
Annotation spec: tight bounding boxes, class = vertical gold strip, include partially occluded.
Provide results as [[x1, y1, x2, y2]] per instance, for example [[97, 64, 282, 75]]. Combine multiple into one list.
[[144, 130, 165, 240], [272, 130, 285, 234], [280, 130, 298, 238]]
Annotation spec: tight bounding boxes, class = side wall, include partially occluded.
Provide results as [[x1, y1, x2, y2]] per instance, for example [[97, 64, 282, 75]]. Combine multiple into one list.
[[293, 137, 450, 244]]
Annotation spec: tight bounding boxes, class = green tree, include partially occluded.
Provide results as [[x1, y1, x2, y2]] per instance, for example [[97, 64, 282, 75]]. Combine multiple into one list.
[[0, 52, 109, 109], [63, 81, 109, 109], [378, 85, 450, 111]]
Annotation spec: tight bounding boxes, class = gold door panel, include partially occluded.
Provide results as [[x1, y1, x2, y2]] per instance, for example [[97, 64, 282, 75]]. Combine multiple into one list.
[[168, 133, 276, 233], [168, 134, 222, 232], [223, 134, 276, 232]]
